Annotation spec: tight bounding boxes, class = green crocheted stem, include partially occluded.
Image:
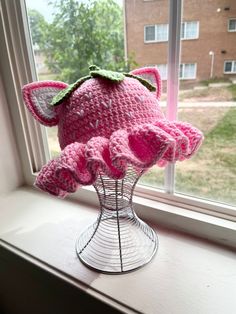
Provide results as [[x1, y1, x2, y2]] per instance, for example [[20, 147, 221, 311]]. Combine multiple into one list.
[[89, 65, 100, 71], [124, 73, 156, 92], [90, 69, 125, 82], [51, 75, 91, 106], [51, 65, 156, 106]]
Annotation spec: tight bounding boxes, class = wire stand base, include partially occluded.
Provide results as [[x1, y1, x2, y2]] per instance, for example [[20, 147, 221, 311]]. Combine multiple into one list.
[[76, 167, 158, 274]]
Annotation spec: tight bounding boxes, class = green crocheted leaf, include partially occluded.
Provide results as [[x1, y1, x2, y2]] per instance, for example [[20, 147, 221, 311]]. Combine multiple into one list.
[[50, 65, 156, 107], [90, 69, 125, 82], [124, 73, 156, 92], [89, 65, 100, 71], [51, 75, 91, 106]]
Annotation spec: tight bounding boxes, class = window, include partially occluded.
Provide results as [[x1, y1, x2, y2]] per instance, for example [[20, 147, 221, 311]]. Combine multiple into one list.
[[148, 64, 196, 81], [156, 64, 167, 80], [156, 24, 168, 42], [228, 19, 236, 32], [2, 0, 232, 219], [174, 0, 236, 209], [144, 24, 168, 42], [145, 21, 198, 43], [144, 25, 156, 42], [156, 63, 197, 80], [224, 61, 236, 73], [181, 21, 199, 39], [179, 63, 196, 79], [25, 0, 235, 210]]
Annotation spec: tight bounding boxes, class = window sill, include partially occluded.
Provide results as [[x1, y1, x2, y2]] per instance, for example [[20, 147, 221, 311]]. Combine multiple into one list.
[[144, 41, 168, 44], [181, 37, 199, 41], [71, 185, 236, 249], [0, 187, 236, 313]]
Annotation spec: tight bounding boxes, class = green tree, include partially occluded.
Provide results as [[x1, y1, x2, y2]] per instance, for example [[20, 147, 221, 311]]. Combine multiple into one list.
[[28, 9, 48, 47], [40, 0, 136, 83]]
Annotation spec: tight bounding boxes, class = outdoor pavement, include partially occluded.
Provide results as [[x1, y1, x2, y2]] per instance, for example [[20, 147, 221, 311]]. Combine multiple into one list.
[[159, 101, 236, 107]]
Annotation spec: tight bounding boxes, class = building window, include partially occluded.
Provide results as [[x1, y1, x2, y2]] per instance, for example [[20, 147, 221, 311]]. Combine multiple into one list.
[[156, 24, 168, 42], [144, 25, 156, 42], [181, 21, 199, 40], [179, 63, 197, 79], [224, 61, 236, 73], [228, 19, 236, 32], [156, 64, 167, 80], [6, 0, 233, 217], [144, 24, 168, 43], [150, 64, 196, 80], [145, 21, 199, 43]]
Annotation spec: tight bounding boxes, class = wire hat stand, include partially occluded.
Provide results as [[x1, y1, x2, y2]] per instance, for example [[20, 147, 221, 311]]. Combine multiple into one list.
[[76, 166, 158, 274]]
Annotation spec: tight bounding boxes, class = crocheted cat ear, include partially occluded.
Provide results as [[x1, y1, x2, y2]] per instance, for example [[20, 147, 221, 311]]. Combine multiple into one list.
[[130, 67, 162, 100], [22, 81, 68, 126]]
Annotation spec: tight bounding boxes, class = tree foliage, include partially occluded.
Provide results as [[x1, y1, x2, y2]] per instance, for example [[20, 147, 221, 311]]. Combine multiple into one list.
[[29, 0, 136, 83], [28, 9, 48, 47]]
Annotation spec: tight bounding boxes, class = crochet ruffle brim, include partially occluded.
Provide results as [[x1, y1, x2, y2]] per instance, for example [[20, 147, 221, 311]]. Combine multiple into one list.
[[35, 120, 203, 198]]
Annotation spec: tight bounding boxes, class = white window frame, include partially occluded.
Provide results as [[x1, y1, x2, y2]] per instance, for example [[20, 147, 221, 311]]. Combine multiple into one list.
[[144, 24, 168, 43], [179, 63, 197, 79], [0, 0, 50, 186], [228, 18, 236, 32], [181, 21, 199, 40], [1, 0, 236, 229], [224, 60, 236, 74]]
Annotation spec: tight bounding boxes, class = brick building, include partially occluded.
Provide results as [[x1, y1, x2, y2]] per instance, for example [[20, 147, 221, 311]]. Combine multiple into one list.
[[124, 0, 236, 88]]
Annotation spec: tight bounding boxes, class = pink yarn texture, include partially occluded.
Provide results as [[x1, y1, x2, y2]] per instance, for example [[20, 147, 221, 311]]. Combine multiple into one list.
[[22, 67, 203, 198]]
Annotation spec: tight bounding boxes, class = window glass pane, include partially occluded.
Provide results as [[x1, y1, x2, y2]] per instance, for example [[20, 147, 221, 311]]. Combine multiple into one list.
[[183, 63, 195, 78], [224, 61, 232, 72], [138, 4, 169, 189], [26, 0, 169, 190], [25, 0, 236, 206], [233, 61, 236, 73], [145, 25, 155, 41], [157, 64, 167, 80], [181, 22, 185, 38], [179, 63, 183, 78], [229, 19, 236, 31], [177, 1, 236, 206], [185, 21, 198, 39], [156, 24, 168, 41]]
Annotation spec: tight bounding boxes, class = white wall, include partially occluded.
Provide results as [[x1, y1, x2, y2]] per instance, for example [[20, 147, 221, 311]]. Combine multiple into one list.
[[0, 76, 23, 194]]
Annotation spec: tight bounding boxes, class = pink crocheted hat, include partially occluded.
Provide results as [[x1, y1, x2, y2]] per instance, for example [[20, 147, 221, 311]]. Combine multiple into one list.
[[22, 66, 203, 197]]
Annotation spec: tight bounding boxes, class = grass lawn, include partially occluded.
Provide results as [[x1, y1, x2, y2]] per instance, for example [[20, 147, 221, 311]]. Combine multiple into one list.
[[46, 127, 61, 158], [161, 82, 236, 102], [141, 107, 236, 205], [38, 73, 57, 81], [161, 86, 234, 102], [178, 87, 233, 102], [228, 85, 236, 101]]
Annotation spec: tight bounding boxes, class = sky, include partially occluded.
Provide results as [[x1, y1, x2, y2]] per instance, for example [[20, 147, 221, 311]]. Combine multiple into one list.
[[26, 0, 123, 22], [26, 0, 54, 22]]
